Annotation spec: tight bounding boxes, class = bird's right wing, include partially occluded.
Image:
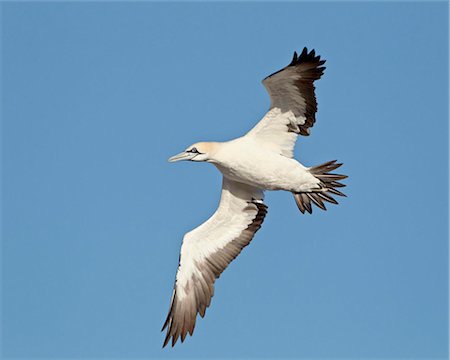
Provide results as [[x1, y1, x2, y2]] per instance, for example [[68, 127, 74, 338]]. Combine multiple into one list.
[[162, 178, 267, 347], [246, 48, 326, 158]]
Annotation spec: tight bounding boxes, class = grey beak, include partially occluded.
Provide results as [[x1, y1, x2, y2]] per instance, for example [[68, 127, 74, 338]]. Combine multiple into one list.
[[168, 151, 196, 163]]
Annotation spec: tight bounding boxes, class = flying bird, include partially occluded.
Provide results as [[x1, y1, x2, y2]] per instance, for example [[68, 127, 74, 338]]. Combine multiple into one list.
[[162, 48, 347, 347]]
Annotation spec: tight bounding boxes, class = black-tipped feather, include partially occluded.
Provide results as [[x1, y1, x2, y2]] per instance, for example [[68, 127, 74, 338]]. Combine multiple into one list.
[[307, 193, 327, 210], [327, 188, 346, 197], [263, 47, 326, 137]]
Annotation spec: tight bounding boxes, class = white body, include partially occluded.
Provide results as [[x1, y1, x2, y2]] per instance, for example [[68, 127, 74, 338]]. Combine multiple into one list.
[[212, 135, 319, 192]]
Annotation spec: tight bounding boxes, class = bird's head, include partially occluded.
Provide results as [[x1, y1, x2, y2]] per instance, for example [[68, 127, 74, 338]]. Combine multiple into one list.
[[168, 142, 218, 163]]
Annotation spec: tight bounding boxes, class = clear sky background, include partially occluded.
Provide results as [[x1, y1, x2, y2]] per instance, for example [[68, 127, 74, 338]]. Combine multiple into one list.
[[1, 1, 448, 359]]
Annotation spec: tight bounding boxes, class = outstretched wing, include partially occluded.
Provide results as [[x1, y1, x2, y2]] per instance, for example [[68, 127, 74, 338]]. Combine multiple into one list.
[[247, 47, 326, 157], [162, 178, 267, 347]]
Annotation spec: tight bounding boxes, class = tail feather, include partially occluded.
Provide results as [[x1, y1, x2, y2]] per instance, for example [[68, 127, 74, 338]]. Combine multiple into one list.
[[306, 192, 326, 210], [293, 160, 347, 214]]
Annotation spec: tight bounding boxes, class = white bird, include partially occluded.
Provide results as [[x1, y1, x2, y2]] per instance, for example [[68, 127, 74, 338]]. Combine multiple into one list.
[[162, 48, 347, 347]]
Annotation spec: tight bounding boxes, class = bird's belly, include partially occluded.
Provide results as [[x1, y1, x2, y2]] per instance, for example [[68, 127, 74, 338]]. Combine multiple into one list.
[[214, 153, 308, 191]]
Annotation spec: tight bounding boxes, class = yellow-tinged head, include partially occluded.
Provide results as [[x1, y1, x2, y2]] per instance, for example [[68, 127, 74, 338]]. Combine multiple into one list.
[[168, 142, 219, 163]]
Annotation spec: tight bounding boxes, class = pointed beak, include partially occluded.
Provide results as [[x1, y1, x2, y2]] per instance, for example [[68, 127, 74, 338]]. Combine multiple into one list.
[[168, 151, 196, 163]]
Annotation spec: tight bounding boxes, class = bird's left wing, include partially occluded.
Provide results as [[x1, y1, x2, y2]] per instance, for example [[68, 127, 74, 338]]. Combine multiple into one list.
[[162, 177, 267, 347], [246, 48, 326, 158]]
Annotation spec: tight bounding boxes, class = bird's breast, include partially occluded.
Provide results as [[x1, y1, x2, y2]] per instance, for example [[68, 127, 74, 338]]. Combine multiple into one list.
[[213, 140, 302, 191]]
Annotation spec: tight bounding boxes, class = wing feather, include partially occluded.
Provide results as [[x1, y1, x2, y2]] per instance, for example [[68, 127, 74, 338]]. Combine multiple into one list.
[[247, 47, 326, 157], [162, 178, 267, 347]]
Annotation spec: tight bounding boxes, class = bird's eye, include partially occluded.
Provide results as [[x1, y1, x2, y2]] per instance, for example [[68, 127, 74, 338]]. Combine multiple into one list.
[[189, 147, 199, 153]]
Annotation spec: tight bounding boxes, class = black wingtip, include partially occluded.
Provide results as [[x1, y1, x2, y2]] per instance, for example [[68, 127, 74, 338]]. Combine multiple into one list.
[[265, 47, 325, 80], [289, 47, 326, 68], [161, 313, 170, 332], [162, 334, 170, 348], [290, 51, 298, 65]]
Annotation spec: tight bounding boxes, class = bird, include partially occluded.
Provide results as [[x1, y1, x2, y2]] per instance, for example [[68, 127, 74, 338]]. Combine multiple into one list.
[[162, 47, 347, 347]]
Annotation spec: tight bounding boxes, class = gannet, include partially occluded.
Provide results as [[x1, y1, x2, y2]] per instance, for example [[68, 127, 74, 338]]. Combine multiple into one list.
[[162, 48, 347, 347]]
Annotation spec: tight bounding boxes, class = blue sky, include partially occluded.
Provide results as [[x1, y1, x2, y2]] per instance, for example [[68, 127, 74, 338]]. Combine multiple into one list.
[[1, 1, 448, 359]]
